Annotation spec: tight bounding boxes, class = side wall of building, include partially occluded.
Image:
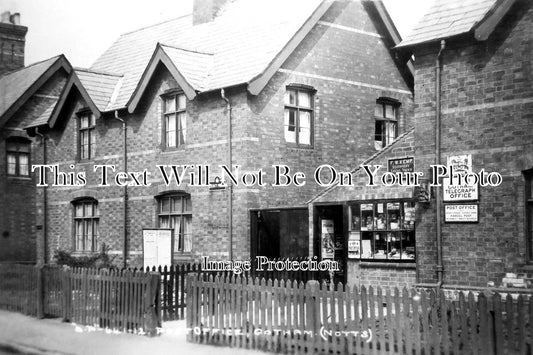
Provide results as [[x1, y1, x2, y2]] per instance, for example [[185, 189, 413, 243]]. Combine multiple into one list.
[[0, 70, 67, 263], [413, 1, 533, 287]]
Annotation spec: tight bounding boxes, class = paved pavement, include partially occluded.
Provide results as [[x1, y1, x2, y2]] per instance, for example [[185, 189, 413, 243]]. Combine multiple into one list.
[[0, 310, 264, 355]]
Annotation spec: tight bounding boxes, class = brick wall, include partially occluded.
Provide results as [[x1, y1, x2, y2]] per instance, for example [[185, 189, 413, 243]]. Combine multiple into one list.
[[413, 0, 533, 287], [35, 1, 413, 267], [0, 70, 67, 263], [347, 262, 416, 290]]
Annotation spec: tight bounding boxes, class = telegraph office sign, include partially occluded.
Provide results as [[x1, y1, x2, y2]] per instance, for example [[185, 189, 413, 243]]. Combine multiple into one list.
[[443, 154, 479, 201]]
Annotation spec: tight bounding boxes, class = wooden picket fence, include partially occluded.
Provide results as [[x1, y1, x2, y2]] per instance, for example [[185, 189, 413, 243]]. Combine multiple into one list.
[[62, 268, 160, 333], [143, 263, 201, 321], [0, 264, 160, 335], [142, 258, 323, 321], [186, 275, 533, 355]]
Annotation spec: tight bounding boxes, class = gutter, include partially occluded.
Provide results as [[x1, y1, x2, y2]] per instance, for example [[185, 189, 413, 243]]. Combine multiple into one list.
[[114, 111, 128, 269], [435, 40, 446, 289], [35, 128, 47, 265], [221, 89, 233, 260]]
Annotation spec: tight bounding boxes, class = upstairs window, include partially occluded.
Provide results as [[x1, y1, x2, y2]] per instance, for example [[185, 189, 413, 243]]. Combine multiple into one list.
[[375, 99, 398, 150], [284, 86, 314, 147], [79, 112, 96, 160], [163, 93, 187, 148], [6, 138, 30, 177], [73, 199, 99, 252], [158, 194, 192, 253]]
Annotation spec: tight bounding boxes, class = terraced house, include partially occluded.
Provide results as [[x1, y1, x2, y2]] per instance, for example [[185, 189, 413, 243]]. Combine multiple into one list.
[[0, 0, 413, 272]]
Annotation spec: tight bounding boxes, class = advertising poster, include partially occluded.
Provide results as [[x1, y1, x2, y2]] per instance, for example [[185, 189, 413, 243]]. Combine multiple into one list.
[[348, 232, 360, 259], [321, 219, 335, 259]]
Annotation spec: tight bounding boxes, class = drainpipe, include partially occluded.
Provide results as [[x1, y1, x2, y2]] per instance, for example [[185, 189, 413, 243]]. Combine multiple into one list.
[[435, 40, 446, 288], [114, 111, 128, 269], [35, 128, 47, 265], [221, 89, 233, 260]]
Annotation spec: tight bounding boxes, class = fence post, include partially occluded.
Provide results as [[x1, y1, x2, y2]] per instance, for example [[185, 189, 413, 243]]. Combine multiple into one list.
[[144, 272, 161, 337], [62, 267, 72, 322], [306, 280, 320, 335], [36, 265, 44, 319]]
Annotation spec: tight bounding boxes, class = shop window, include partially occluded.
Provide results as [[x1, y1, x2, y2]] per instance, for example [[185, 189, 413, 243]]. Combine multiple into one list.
[[157, 194, 192, 253], [163, 93, 187, 148], [526, 169, 533, 261], [348, 201, 415, 261], [374, 99, 398, 150], [73, 199, 99, 252], [6, 138, 30, 177], [284, 85, 314, 147], [79, 112, 96, 160]]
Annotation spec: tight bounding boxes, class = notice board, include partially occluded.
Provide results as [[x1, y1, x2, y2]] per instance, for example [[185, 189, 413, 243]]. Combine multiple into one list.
[[142, 229, 173, 268], [388, 156, 415, 173], [444, 204, 479, 223]]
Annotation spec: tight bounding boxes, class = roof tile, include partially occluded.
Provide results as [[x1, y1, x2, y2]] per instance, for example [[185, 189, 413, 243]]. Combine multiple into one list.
[[74, 68, 123, 111], [0, 56, 62, 119], [397, 0, 498, 47], [90, 0, 323, 110]]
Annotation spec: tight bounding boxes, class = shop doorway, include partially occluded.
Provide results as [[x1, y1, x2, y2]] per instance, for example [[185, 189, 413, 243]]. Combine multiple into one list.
[[250, 208, 308, 259], [314, 204, 346, 285]]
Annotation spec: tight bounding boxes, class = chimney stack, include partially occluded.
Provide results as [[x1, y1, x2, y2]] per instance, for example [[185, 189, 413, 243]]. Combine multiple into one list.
[[193, 0, 229, 26], [0, 11, 28, 76]]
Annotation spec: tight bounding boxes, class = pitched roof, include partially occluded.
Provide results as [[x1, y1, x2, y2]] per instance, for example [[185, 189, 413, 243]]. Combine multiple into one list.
[[91, 0, 325, 111], [75, 68, 123, 111], [396, 0, 515, 48], [173, 0, 325, 92], [0, 55, 72, 128], [27, 100, 56, 128], [90, 15, 194, 111], [159, 44, 214, 91]]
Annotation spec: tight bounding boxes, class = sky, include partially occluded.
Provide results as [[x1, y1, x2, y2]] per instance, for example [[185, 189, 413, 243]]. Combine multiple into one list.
[[0, 0, 434, 68]]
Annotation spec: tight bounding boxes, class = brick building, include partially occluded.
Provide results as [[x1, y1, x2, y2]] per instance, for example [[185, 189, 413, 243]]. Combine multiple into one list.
[[310, 0, 533, 288], [0, 0, 414, 267], [0, 12, 54, 263]]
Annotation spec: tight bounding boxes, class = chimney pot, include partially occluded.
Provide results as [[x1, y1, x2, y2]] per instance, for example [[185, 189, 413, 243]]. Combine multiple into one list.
[[10, 13, 21, 25], [1, 11, 11, 23]]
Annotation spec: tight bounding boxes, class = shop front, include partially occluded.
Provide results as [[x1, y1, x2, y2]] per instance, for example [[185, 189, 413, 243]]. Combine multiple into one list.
[[313, 198, 417, 288], [309, 130, 419, 288]]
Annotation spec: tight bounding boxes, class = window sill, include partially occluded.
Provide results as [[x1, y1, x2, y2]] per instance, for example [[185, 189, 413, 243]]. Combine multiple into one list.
[[285, 144, 314, 151], [173, 253, 194, 262], [353, 261, 416, 269], [160, 146, 187, 154], [70, 251, 99, 257], [7, 175, 32, 181]]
